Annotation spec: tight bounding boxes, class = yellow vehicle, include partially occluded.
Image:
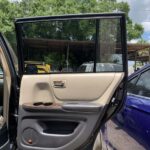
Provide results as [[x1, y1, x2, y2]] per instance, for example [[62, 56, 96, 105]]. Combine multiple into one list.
[[25, 61, 50, 73]]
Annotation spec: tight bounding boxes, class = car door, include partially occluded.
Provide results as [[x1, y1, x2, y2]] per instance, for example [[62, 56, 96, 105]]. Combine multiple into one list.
[[15, 13, 127, 150], [0, 34, 18, 150], [0, 63, 9, 150], [127, 68, 150, 145]]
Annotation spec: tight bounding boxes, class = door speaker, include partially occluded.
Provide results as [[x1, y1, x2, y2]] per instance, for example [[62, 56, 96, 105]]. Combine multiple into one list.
[[22, 128, 39, 145]]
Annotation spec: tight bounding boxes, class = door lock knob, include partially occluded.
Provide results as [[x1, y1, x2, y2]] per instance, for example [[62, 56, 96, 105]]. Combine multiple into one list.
[[28, 139, 33, 144]]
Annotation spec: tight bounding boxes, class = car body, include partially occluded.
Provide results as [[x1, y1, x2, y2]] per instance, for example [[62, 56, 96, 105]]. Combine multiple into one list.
[[116, 64, 150, 147], [0, 13, 127, 150]]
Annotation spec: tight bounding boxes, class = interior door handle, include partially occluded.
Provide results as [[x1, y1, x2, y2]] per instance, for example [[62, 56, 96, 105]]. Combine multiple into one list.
[[53, 80, 66, 88]]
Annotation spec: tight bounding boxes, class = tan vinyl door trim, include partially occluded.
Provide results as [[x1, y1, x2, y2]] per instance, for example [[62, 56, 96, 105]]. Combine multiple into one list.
[[0, 46, 11, 125]]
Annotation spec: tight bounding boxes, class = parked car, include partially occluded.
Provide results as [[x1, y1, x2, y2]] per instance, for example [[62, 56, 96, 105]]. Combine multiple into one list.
[[78, 62, 122, 72], [0, 13, 127, 150], [116, 64, 150, 147]]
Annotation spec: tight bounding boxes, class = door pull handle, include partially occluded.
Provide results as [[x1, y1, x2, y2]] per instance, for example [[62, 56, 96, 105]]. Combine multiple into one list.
[[53, 81, 66, 88]]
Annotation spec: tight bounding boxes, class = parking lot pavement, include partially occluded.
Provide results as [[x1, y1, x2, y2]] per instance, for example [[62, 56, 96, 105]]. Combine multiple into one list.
[[102, 120, 147, 150]]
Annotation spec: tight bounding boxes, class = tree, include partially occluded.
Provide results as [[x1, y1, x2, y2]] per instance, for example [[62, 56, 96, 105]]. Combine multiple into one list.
[[18, 0, 144, 41], [0, 0, 144, 44], [0, 0, 22, 48]]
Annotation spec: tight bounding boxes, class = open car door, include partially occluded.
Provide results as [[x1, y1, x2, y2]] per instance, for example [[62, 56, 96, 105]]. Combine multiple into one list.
[[0, 35, 10, 150], [0, 34, 18, 150], [15, 13, 127, 150]]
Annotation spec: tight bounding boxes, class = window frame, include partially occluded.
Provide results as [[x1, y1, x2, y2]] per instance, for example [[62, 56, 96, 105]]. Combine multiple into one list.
[[15, 13, 127, 76]]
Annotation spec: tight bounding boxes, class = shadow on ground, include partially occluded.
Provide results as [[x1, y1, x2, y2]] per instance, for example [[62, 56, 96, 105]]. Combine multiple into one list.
[[101, 117, 149, 150]]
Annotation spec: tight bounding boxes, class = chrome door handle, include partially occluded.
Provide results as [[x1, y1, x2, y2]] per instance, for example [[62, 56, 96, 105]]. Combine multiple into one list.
[[53, 80, 66, 88]]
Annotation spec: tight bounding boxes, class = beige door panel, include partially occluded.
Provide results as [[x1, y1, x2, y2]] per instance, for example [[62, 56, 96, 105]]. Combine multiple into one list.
[[19, 75, 54, 105], [51, 73, 115, 101], [0, 47, 11, 125], [98, 73, 124, 106], [19, 73, 124, 105]]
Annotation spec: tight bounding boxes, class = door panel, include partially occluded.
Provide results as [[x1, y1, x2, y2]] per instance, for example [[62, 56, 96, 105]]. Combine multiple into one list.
[[17, 72, 124, 150], [19, 73, 124, 105], [0, 35, 13, 149], [17, 106, 103, 150], [51, 73, 116, 101], [15, 13, 127, 149]]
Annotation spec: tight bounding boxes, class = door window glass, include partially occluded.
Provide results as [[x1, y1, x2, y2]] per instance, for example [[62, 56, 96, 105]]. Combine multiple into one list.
[[128, 70, 150, 98], [18, 17, 123, 74], [135, 70, 150, 97], [127, 75, 138, 94]]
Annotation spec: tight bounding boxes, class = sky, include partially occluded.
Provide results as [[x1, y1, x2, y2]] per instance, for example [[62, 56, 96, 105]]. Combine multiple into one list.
[[117, 0, 150, 43]]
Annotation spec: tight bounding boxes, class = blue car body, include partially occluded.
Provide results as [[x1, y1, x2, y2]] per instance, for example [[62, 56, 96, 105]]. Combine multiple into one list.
[[118, 64, 150, 146]]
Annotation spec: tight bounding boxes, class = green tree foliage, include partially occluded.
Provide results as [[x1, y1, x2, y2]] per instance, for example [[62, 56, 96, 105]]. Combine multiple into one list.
[[0, 0, 22, 47], [0, 0, 144, 44]]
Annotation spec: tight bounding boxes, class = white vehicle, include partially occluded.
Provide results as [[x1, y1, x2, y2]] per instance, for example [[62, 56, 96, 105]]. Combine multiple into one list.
[[78, 62, 122, 72]]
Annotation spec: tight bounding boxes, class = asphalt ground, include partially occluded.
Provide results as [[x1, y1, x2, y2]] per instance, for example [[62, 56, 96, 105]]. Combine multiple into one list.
[[101, 119, 149, 150]]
